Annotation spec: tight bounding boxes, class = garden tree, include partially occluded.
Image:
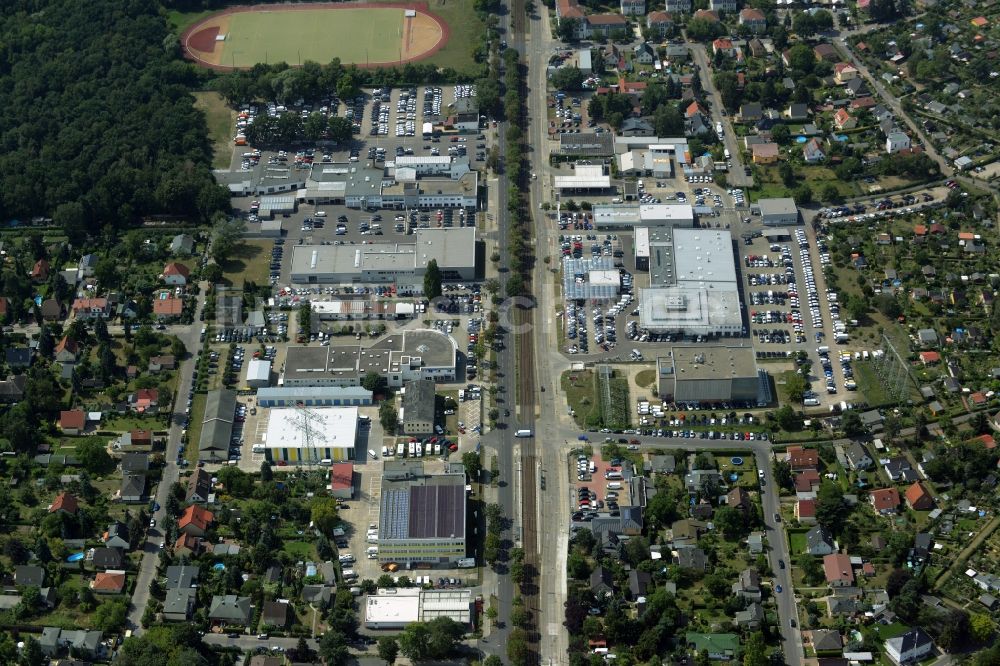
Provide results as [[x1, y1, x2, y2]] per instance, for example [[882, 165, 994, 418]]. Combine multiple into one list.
[[319, 630, 351, 666], [484, 656, 504, 666], [815, 482, 849, 535], [970, 613, 993, 643], [687, 17, 723, 41], [713, 505, 746, 540], [215, 465, 254, 497], [379, 401, 398, 433], [779, 161, 796, 187], [377, 636, 400, 665], [874, 294, 902, 319], [259, 460, 273, 482], [210, 216, 247, 264], [310, 497, 339, 536], [461, 451, 482, 480], [423, 259, 442, 299], [821, 183, 843, 204], [834, 157, 862, 181], [551, 66, 586, 91], [783, 373, 808, 404], [937, 609, 971, 652], [92, 598, 128, 632], [624, 535, 651, 565], [75, 438, 115, 475], [18, 636, 43, 666], [801, 554, 825, 585], [743, 632, 767, 666], [786, 44, 815, 74], [840, 411, 866, 438], [557, 18, 582, 42], [703, 573, 730, 598], [793, 183, 813, 204], [770, 123, 791, 144], [773, 405, 802, 431], [714, 72, 742, 112], [653, 104, 685, 137]]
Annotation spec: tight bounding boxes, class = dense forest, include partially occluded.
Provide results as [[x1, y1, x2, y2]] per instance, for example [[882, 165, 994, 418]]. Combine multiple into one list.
[[0, 0, 228, 239]]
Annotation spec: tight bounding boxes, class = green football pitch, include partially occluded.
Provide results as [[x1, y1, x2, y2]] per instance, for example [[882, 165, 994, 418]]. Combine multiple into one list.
[[219, 8, 407, 67]]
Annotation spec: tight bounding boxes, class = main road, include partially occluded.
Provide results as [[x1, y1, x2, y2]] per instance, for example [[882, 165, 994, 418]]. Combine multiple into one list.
[[126, 282, 208, 633]]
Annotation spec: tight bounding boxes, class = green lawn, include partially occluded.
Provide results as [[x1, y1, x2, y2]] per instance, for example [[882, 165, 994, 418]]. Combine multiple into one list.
[[562, 370, 598, 429], [218, 8, 408, 68], [853, 361, 892, 407], [283, 540, 315, 559], [635, 369, 656, 388], [788, 529, 809, 555], [193, 91, 236, 169], [221, 240, 272, 287], [382, 0, 485, 73]]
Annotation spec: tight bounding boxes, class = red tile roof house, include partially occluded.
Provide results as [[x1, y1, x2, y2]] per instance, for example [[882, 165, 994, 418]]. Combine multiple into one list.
[[795, 499, 817, 524], [174, 533, 205, 557], [787, 445, 819, 471], [153, 296, 184, 320], [48, 492, 79, 516], [31, 259, 49, 282], [823, 553, 855, 586], [794, 469, 821, 493], [59, 410, 87, 435], [869, 487, 900, 515], [129, 429, 153, 447], [974, 434, 996, 450], [161, 262, 190, 286], [906, 482, 934, 510], [970, 392, 988, 408], [54, 336, 79, 363], [919, 351, 941, 366], [91, 570, 126, 594], [178, 505, 215, 538], [132, 388, 159, 413]]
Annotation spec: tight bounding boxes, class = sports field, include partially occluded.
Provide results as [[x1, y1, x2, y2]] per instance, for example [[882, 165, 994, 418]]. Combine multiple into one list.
[[183, 3, 448, 70]]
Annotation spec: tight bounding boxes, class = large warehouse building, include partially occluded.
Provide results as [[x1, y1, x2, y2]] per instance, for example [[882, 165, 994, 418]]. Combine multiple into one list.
[[364, 588, 472, 630], [282, 329, 457, 388], [258, 407, 358, 464], [592, 204, 695, 230], [298, 161, 478, 209], [657, 346, 765, 405], [378, 461, 467, 566], [255, 386, 373, 408], [638, 228, 744, 337], [198, 389, 236, 463], [289, 227, 477, 289]]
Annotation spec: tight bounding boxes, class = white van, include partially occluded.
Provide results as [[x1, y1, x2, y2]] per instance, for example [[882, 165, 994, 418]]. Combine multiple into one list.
[[369, 449, 378, 460], [319, 459, 333, 466], [607, 481, 622, 490], [315, 210, 327, 217]]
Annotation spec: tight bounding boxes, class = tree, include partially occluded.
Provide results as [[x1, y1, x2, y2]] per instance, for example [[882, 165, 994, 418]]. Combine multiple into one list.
[[784, 374, 808, 404], [292, 636, 316, 662], [91, 598, 128, 632], [377, 636, 400, 664], [654, 104, 684, 136], [551, 66, 586, 91], [319, 630, 350, 666], [76, 439, 114, 475], [484, 656, 504, 666], [840, 411, 866, 438], [310, 497, 340, 537], [815, 482, 849, 535], [210, 216, 247, 264], [461, 451, 482, 481], [714, 505, 745, 540], [328, 117, 353, 144], [18, 636, 44, 666], [557, 18, 582, 42], [970, 613, 993, 643], [398, 622, 431, 661], [423, 259, 442, 299], [743, 632, 767, 666], [771, 123, 791, 144], [259, 460, 273, 482], [379, 401, 398, 433], [362, 371, 386, 393]]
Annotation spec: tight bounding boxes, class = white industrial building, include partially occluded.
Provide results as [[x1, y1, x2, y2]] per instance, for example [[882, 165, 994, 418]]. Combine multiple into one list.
[[256, 386, 373, 407], [554, 164, 613, 195], [257, 407, 358, 464], [289, 227, 477, 288], [617, 144, 678, 178], [592, 204, 695, 230], [639, 228, 743, 336], [754, 198, 800, 226], [311, 300, 417, 320], [364, 588, 472, 629], [245, 359, 271, 388], [390, 155, 470, 178], [297, 162, 478, 209]]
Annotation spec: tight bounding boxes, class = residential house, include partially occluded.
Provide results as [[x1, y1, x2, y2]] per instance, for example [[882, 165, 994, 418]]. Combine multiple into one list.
[[845, 78, 868, 97], [677, 547, 708, 571], [628, 570, 652, 599], [178, 505, 214, 538], [803, 137, 826, 163], [827, 595, 859, 616], [0, 375, 27, 403], [834, 62, 858, 83], [92, 547, 124, 570], [121, 453, 150, 473], [813, 629, 843, 654], [727, 486, 751, 512], [48, 492, 79, 516], [170, 234, 195, 255], [619, 0, 645, 15], [834, 109, 857, 130], [692, 8, 718, 21], [814, 43, 838, 62], [845, 443, 873, 470], [588, 13, 628, 38], [153, 296, 184, 321], [14, 565, 46, 588], [686, 633, 740, 660], [120, 472, 146, 503], [733, 567, 762, 601], [664, 0, 691, 11], [5, 347, 31, 369], [127, 429, 153, 448], [71, 297, 111, 320], [633, 42, 656, 65], [785, 103, 810, 121], [709, 0, 737, 12], [161, 262, 190, 286], [886, 131, 911, 154], [302, 585, 333, 608], [752, 142, 780, 164], [261, 600, 290, 629], [712, 38, 736, 57], [919, 351, 940, 366], [174, 533, 205, 557], [208, 595, 253, 627], [883, 456, 916, 482], [795, 469, 821, 495], [590, 566, 615, 597], [738, 8, 766, 31], [621, 118, 656, 136], [187, 469, 213, 503], [796, 499, 817, 524], [748, 532, 764, 554], [148, 354, 176, 372], [59, 410, 86, 435], [735, 602, 764, 630], [870, 487, 900, 515], [646, 11, 674, 36], [685, 469, 722, 493], [131, 388, 159, 413], [40, 298, 62, 322], [884, 628, 934, 665], [823, 553, 855, 586], [104, 522, 131, 550], [163, 588, 197, 621], [91, 571, 126, 594], [670, 519, 708, 547], [55, 336, 79, 363], [645, 454, 675, 474], [31, 259, 50, 282], [738, 103, 763, 123], [905, 482, 934, 510], [806, 525, 834, 555], [787, 446, 819, 471], [38, 627, 104, 659], [165, 565, 200, 590]]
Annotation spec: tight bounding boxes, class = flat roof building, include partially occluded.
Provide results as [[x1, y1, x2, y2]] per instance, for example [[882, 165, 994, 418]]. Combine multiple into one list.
[[657, 346, 762, 404], [282, 329, 457, 388], [378, 461, 467, 566], [364, 588, 472, 630], [554, 164, 613, 194], [558, 133, 615, 157], [298, 162, 478, 209], [245, 359, 271, 388], [402, 379, 437, 436], [754, 198, 800, 226], [289, 227, 477, 288], [260, 407, 358, 464], [592, 204, 695, 230], [256, 386, 373, 408], [639, 228, 743, 336]]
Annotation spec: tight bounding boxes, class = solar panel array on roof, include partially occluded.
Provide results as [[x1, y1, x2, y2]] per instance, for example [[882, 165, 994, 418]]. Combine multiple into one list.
[[381, 489, 411, 540], [408, 485, 465, 539]]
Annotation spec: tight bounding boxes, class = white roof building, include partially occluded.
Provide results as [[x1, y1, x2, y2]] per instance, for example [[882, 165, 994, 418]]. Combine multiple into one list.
[[259, 407, 359, 464], [364, 587, 472, 629]]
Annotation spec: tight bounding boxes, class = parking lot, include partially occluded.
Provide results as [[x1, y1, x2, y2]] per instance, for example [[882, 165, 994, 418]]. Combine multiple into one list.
[[570, 451, 627, 523]]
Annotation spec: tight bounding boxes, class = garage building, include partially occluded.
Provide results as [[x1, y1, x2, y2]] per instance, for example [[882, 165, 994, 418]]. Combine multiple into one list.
[[754, 198, 800, 226], [657, 346, 762, 405]]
